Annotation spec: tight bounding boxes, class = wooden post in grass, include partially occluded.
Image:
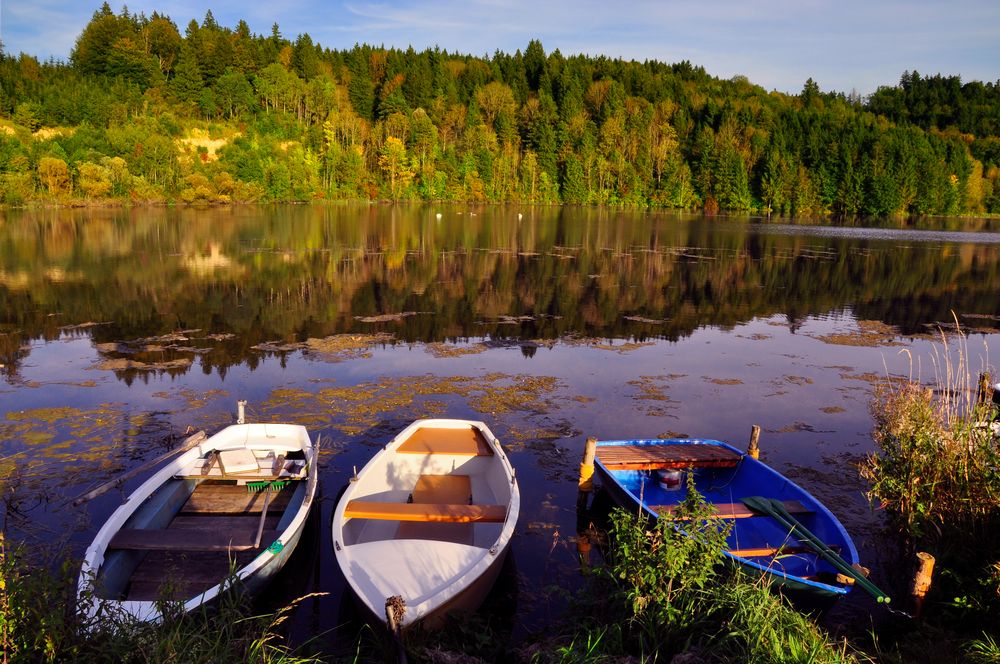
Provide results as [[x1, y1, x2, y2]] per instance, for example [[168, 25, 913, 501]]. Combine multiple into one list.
[[977, 372, 992, 404], [910, 551, 935, 618], [385, 595, 408, 664], [577, 437, 598, 509], [747, 425, 761, 460]]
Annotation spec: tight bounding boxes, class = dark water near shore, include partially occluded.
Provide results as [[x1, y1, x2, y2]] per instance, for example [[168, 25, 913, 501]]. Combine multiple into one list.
[[2, 204, 999, 649]]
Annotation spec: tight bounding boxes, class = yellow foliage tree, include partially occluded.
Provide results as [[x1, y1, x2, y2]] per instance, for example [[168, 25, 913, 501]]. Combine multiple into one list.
[[37, 157, 71, 197]]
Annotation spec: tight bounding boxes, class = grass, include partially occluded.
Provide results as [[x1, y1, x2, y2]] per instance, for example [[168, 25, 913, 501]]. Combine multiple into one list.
[[520, 482, 863, 664], [0, 532, 324, 664], [861, 323, 1000, 653]]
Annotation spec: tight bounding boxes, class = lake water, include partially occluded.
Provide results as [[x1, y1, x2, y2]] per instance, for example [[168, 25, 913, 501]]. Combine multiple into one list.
[[2, 204, 999, 647]]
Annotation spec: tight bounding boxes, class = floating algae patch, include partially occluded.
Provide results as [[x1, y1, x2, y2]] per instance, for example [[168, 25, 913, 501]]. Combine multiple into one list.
[[424, 342, 488, 358], [561, 335, 655, 353], [303, 333, 395, 361], [91, 357, 193, 371], [812, 320, 904, 347], [0, 404, 184, 499], [256, 374, 564, 438], [253, 334, 395, 361], [627, 376, 678, 417]]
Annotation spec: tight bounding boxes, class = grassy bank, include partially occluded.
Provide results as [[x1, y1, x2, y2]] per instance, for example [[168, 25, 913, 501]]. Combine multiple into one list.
[[862, 331, 1000, 660], [0, 533, 324, 663]]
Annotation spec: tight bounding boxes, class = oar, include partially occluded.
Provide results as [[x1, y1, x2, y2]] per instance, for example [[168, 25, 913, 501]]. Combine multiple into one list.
[[69, 430, 207, 506], [742, 496, 891, 603]]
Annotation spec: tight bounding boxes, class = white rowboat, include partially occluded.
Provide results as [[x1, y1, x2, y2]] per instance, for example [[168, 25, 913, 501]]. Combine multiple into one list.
[[332, 419, 519, 628], [78, 423, 318, 623]]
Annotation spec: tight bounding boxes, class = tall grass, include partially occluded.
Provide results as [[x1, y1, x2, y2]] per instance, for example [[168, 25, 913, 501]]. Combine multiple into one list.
[[863, 324, 999, 639], [0, 533, 323, 663]]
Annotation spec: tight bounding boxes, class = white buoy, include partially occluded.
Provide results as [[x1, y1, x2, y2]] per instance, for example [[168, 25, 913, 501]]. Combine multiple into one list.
[[518, 213, 523, 220], [435, 212, 442, 219]]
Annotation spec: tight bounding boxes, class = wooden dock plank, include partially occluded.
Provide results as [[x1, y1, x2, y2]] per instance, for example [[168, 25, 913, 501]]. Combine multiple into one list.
[[596, 443, 741, 470]]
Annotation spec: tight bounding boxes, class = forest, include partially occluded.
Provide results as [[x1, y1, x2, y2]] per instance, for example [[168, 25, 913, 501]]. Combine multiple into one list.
[[1, 3, 1000, 215]]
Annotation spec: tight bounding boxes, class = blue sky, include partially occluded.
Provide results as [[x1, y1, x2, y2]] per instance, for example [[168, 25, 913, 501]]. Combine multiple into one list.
[[1, 0, 997, 96]]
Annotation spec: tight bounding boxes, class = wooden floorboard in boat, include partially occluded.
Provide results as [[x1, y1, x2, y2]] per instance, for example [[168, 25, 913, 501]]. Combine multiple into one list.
[[126, 550, 258, 601], [169, 514, 281, 531], [596, 444, 741, 470], [180, 483, 293, 514]]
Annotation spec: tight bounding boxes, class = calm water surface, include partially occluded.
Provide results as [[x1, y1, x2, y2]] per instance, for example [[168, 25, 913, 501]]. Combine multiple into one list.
[[2, 204, 999, 647]]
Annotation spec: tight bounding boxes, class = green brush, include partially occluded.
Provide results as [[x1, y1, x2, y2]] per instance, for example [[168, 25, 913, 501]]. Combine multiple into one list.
[[246, 480, 289, 492]]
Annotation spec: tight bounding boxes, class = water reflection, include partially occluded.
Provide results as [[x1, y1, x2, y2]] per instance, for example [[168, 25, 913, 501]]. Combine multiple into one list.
[[2, 205, 1000, 384]]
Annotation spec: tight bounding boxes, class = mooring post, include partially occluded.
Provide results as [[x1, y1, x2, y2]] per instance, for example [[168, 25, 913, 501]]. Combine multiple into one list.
[[237, 400, 247, 424], [385, 595, 408, 664], [910, 551, 935, 618], [977, 372, 992, 406], [577, 437, 598, 509], [747, 425, 761, 460]]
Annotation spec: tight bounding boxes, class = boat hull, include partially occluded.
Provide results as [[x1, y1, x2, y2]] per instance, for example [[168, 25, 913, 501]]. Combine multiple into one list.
[[78, 423, 318, 623], [332, 418, 519, 628], [593, 438, 860, 602]]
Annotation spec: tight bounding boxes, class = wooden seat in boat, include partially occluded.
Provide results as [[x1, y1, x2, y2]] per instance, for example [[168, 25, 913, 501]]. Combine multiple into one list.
[[108, 528, 279, 552], [396, 427, 494, 456], [653, 500, 811, 519], [344, 474, 505, 523], [596, 443, 741, 470]]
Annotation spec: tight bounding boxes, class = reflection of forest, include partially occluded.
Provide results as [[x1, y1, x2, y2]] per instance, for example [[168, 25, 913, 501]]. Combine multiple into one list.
[[2, 205, 999, 379]]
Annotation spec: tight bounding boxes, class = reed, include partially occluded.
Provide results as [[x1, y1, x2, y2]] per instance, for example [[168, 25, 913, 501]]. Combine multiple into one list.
[[863, 325, 999, 550]]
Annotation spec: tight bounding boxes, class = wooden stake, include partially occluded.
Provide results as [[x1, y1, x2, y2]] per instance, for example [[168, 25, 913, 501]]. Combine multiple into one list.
[[70, 430, 206, 506], [385, 595, 408, 664], [978, 372, 992, 406], [747, 425, 761, 460], [910, 551, 935, 618], [577, 437, 598, 509]]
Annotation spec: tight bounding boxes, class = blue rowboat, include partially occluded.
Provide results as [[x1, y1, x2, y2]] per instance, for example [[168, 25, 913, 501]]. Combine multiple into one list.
[[593, 438, 862, 601]]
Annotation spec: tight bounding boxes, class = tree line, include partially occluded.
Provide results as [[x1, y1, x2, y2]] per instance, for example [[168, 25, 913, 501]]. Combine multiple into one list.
[[1, 3, 999, 215]]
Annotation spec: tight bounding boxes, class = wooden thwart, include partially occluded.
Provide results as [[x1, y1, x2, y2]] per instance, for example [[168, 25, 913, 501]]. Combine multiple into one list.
[[654, 500, 810, 519], [344, 501, 506, 523], [596, 443, 741, 470], [396, 427, 494, 456], [108, 528, 279, 552]]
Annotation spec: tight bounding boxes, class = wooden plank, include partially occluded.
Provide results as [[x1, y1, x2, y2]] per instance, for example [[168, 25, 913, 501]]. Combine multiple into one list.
[[180, 483, 293, 514], [125, 550, 257, 601], [396, 426, 493, 456], [653, 500, 811, 519], [343, 500, 506, 523], [597, 443, 740, 470], [413, 474, 471, 503], [108, 528, 279, 551], [168, 515, 280, 532], [177, 457, 306, 480]]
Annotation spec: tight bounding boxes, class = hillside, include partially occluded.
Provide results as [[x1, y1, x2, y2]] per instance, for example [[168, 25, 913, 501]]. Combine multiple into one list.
[[1, 3, 999, 215]]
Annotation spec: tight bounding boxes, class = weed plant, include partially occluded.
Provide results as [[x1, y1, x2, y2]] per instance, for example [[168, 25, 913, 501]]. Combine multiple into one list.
[[862, 327, 1000, 645], [527, 482, 861, 664], [0, 533, 322, 663]]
